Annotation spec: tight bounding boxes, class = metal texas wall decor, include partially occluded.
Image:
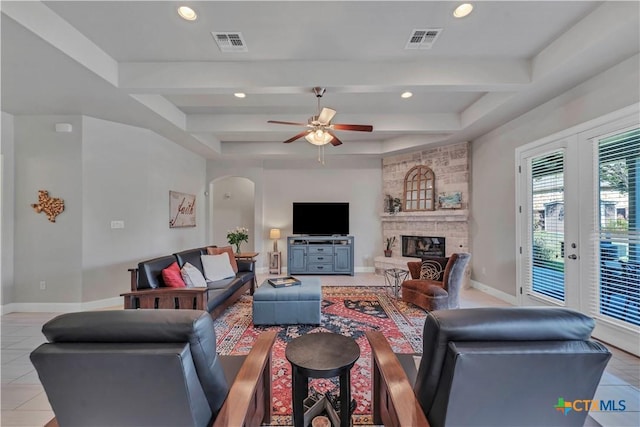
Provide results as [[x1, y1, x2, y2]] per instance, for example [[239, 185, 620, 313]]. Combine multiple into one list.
[[31, 190, 65, 223]]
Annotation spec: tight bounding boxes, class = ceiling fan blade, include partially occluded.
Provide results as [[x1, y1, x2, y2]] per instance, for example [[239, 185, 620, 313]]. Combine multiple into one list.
[[283, 130, 311, 144], [332, 123, 373, 132], [317, 107, 337, 125], [268, 120, 308, 126], [327, 131, 343, 146]]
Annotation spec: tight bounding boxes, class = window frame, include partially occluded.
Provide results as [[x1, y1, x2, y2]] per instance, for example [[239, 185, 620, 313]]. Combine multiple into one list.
[[403, 165, 436, 212]]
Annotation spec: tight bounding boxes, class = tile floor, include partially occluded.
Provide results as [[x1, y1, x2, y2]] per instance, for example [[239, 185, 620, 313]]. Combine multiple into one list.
[[1, 272, 638, 426]]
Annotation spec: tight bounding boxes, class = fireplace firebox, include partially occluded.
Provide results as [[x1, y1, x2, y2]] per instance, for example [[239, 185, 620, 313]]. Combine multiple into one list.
[[402, 236, 445, 258]]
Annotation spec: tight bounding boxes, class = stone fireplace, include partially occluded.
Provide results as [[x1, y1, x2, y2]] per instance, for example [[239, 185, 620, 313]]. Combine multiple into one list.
[[374, 142, 470, 275], [402, 235, 446, 258]]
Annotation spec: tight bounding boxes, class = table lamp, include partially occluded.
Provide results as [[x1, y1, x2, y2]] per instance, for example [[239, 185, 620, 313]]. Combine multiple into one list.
[[269, 228, 281, 252]]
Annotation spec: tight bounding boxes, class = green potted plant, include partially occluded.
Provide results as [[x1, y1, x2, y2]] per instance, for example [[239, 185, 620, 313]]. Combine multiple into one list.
[[384, 236, 396, 257], [227, 226, 249, 254]]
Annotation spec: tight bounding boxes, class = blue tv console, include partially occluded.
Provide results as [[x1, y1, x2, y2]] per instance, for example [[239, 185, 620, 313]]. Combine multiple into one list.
[[287, 236, 354, 276]]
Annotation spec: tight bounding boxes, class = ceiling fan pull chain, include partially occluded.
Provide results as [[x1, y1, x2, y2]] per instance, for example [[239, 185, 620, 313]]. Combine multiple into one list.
[[317, 145, 325, 165]]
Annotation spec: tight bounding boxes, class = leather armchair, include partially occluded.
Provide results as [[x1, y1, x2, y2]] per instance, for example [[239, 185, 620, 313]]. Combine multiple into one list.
[[366, 307, 611, 427], [401, 253, 470, 311], [30, 310, 276, 427]]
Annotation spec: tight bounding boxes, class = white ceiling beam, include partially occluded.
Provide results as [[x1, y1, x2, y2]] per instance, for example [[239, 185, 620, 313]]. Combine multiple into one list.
[[129, 94, 186, 130], [460, 92, 517, 128], [118, 59, 531, 94], [186, 113, 460, 134], [1, 0, 118, 86], [382, 135, 453, 154], [190, 133, 222, 154], [533, 1, 640, 81], [220, 141, 384, 157]]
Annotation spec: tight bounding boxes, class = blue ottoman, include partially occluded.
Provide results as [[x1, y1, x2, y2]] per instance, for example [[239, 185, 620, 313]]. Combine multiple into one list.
[[252, 277, 322, 325]]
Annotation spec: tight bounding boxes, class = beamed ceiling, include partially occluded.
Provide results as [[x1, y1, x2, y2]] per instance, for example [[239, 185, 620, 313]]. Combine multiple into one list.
[[2, 1, 639, 160]]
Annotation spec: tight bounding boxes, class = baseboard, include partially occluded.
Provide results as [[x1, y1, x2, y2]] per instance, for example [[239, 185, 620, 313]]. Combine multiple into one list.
[[264, 266, 374, 274], [470, 280, 518, 305], [1, 296, 123, 315]]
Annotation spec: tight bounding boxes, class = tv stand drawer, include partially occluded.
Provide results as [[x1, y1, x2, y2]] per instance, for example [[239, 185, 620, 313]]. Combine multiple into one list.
[[309, 254, 332, 263], [307, 263, 333, 273], [308, 246, 333, 254]]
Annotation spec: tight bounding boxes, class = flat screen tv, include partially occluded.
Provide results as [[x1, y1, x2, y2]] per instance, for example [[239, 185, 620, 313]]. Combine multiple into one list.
[[292, 202, 349, 235]]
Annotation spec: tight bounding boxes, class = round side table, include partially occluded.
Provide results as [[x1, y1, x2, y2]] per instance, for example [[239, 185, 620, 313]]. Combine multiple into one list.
[[285, 332, 360, 427]]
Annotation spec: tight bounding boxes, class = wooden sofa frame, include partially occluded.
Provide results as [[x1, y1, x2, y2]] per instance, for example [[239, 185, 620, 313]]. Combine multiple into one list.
[[122, 266, 253, 319], [365, 330, 430, 427]]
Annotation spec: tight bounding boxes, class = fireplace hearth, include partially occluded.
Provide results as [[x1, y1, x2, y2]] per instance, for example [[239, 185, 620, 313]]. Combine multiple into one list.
[[402, 235, 445, 258]]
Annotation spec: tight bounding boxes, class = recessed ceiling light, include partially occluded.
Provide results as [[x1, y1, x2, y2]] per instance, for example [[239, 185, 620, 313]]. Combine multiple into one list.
[[234, 92, 246, 98], [401, 91, 413, 99], [177, 6, 197, 21], [453, 3, 474, 18]]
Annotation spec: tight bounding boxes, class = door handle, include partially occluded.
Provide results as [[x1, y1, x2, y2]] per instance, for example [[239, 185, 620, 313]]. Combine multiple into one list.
[[567, 254, 578, 260]]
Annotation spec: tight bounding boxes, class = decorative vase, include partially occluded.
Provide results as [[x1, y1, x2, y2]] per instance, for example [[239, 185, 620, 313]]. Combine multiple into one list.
[[384, 249, 392, 257], [235, 243, 241, 254]]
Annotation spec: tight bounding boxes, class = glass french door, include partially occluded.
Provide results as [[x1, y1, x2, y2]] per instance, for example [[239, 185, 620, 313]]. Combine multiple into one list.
[[518, 137, 581, 309], [517, 110, 640, 355]]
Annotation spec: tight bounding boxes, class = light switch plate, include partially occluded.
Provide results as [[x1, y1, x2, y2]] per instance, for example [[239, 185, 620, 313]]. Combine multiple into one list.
[[110, 220, 125, 229]]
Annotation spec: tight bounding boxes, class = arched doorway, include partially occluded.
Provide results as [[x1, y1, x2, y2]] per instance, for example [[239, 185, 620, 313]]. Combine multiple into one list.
[[209, 176, 256, 251]]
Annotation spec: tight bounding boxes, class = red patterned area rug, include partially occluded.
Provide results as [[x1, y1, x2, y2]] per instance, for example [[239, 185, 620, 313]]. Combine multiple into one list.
[[214, 286, 427, 426]]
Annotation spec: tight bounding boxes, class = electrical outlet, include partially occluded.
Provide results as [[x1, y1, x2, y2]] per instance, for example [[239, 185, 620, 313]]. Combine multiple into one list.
[[110, 220, 125, 229], [39, 281, 46, 290], [481, 267, 486, 275]]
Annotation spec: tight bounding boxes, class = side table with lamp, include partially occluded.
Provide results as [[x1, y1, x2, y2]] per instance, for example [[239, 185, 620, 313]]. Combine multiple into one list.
[[269, 228, 282, 274]]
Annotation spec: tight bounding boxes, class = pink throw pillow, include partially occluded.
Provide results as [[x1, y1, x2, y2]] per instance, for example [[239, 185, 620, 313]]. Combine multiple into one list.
[[162, 262, 186, 288]]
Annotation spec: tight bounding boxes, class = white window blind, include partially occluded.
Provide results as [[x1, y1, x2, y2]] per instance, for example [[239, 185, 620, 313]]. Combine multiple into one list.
[[596, 128, 639, 327], [528, 151, 565, 302]]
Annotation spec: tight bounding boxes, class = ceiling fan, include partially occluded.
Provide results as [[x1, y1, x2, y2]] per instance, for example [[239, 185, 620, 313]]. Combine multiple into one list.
[[268, 87, 373, 146]]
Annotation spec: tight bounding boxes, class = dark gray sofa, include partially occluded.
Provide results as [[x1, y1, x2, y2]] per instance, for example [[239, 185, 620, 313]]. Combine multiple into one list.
[[123, 246, 255, 319]]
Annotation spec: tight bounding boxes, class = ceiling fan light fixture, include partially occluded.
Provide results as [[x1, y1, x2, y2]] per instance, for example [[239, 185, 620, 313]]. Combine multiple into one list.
[[453, 3, 473, 18], [401, 91, 413, 99], [177, 6, 197, 21], [305, 130, 333, 146], [234, 92, 246, 98]]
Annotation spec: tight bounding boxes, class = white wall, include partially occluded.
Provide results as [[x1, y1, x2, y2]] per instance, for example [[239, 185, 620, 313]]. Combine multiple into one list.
[[471, 54, 640, 297], [6, 115, 207, 310], [211, 177, 255, 250], [207, 159, 266, 267], [264, 158, 382, 271], [207, 157, 382, 272], [1, 112, 15, 306], [82, 116, 206, 302], [14, 115, 84, 304]]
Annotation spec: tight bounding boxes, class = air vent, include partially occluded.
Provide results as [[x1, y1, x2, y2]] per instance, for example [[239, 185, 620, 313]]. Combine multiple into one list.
[[211, 32, 248, 52], [405, 28, 442, 49]]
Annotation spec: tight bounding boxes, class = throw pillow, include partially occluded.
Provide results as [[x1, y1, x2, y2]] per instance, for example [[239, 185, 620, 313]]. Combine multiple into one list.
[[207, 246, 238, 273], [419, 257, 449, 281], [201, 254, 236, 282], [181, 262, 207, 288], [161, 262, 186, 288]]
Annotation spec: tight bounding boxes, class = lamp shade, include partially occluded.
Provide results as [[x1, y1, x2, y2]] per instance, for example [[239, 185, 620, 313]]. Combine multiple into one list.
[[269, 228, 281, 239], [304, 129, 333, 146]]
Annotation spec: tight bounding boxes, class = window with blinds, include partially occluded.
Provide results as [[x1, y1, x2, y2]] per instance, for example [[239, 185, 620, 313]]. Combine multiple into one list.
[[597, 128, 639, 326], [529, 151, 566, 302]]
